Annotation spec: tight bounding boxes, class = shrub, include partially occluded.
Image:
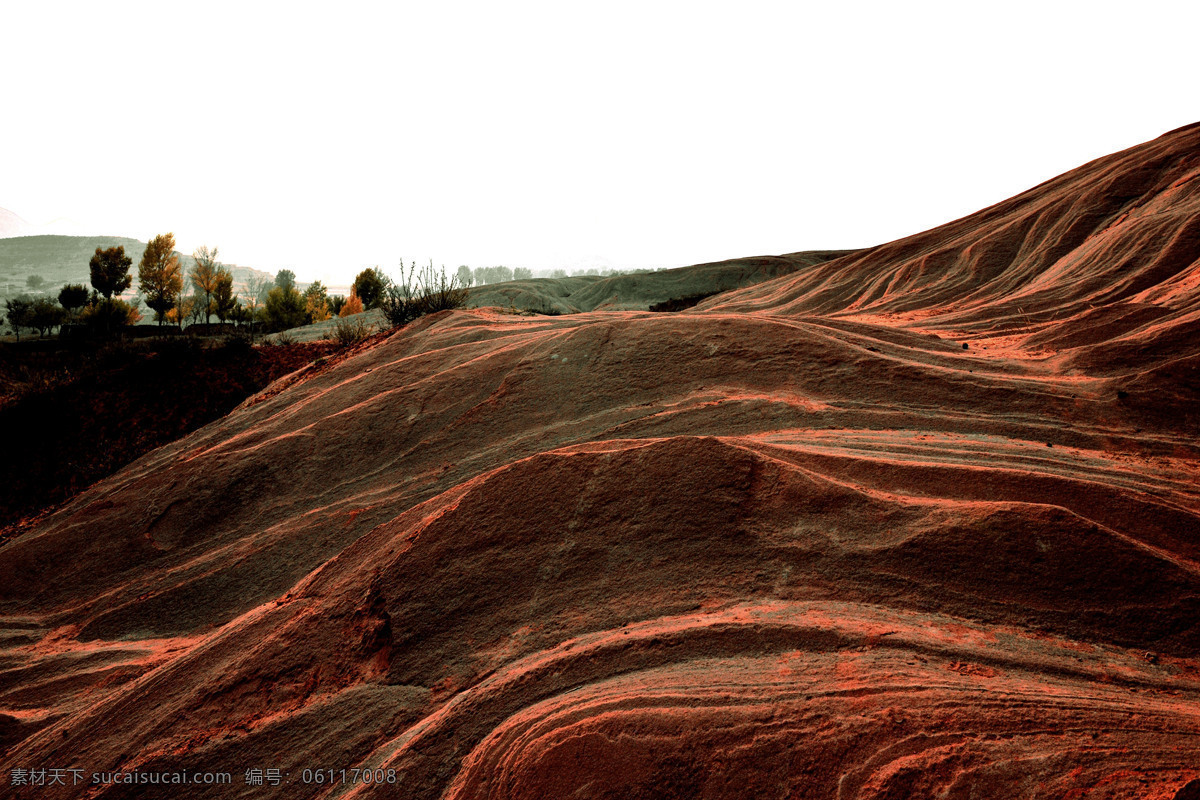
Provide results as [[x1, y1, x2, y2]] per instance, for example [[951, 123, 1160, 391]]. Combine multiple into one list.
[[304, 281, 331, 323], [419, 262, 472, 314], [327, 318, 371, 346], [352, 267, 390, 309], [264, 285, 307, 331], [222, 332, 255, 355], [0, 335, 339, 525], [79, 297, 142, 332], [157, 334, 204, 359], [379, 283, 423, 328], [28, 298, 66, 337], [648, 291, 722, 313], [380, 261, 470, 328], [339, 291, 364, 317]]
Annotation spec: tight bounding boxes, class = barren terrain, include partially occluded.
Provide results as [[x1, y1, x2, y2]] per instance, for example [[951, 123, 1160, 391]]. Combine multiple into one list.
[[2, 124, 1199, 798]]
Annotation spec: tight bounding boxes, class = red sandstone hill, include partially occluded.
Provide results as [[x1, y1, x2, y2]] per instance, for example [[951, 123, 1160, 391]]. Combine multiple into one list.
[[704, 122, 1200, 423], [1, 126, 1200, 799]]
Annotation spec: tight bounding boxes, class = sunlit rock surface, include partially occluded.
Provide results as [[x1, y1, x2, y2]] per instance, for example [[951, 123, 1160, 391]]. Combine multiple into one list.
[[2, 124, 1200, 798]]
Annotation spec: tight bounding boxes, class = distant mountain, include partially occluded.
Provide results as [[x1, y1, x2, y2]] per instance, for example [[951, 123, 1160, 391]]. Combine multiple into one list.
[[0, 234, 274, 298], [0, 207, 32, 238]]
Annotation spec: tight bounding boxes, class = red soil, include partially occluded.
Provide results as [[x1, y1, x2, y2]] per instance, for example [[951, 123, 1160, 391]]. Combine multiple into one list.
[[2, 125, 1200, 798]]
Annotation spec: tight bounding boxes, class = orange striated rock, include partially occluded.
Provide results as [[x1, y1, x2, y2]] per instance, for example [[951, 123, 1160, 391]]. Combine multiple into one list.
[[2, 125, 1200, 798]]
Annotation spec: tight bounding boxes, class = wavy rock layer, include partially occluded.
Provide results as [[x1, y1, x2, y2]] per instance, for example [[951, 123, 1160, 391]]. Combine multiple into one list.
[[2, 126, 1200, 798]]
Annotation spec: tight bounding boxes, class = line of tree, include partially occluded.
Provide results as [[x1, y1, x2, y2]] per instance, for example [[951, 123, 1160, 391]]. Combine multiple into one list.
[[4, 238, 499, 341], [466, 265, 654, 285], [329, 262, 471, 328], [4, 297, 64, 340], [3, 236, 271, 339], [4, 278, 138, 341], [470, 266, 531, 285]]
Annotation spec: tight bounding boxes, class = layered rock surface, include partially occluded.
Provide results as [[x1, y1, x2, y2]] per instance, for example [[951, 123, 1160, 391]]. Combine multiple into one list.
[[2, 125, 1200, 798]]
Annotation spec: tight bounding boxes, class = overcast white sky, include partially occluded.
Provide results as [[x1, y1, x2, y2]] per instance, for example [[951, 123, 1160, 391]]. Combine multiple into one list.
[[2, 1, 1197, 285]]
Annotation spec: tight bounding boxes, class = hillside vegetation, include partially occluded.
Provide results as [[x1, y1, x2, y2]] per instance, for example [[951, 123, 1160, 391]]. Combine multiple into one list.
[[0, 337, 357, 531], [0, 235, 272, 300]]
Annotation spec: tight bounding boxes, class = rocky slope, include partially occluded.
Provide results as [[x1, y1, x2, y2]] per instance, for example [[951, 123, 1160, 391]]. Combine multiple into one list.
[[1, 125, 1199, 798]]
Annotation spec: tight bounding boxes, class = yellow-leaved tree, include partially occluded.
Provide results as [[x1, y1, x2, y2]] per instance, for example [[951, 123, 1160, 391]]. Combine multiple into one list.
[[138, 233, 183, 326], [190, 245, 221, 324], [339, 289, 364, 317]]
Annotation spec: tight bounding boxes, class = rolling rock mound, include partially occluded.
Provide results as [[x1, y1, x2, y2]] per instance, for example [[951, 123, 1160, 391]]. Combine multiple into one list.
[[464, 250, 851, 314], [704, 123, 1200, 412], [2, 127, 1200, 799]]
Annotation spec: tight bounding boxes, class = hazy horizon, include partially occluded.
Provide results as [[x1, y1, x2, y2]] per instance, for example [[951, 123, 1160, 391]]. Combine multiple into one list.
[[3, 1, 1198, 287]]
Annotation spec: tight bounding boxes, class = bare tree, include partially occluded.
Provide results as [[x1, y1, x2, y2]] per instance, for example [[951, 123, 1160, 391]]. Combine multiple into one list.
[[246, 274, 271, 314], [380, 260, 469, 328]]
